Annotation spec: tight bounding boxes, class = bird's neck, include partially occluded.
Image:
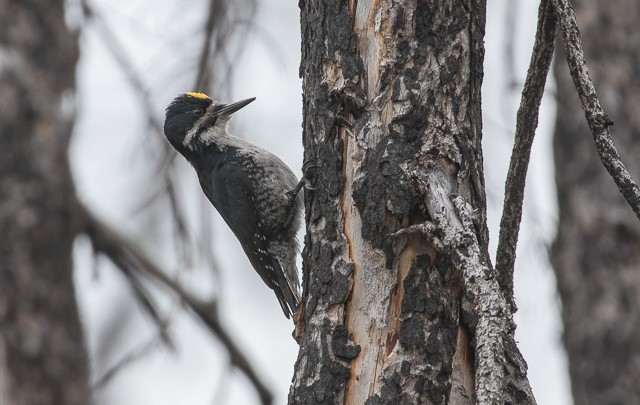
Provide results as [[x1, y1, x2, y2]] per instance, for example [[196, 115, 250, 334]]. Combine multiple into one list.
[[181, 131, 252, 171], [183, 142, 230, 173]]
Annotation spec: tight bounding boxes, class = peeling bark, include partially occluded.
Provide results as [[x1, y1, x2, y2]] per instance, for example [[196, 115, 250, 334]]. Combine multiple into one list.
[[0, 1, 89, 404], [291, 0, 533, 404]]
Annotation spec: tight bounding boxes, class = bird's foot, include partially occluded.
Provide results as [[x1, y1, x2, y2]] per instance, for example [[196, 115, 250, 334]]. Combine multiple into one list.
[[286, 160, 319, 200], [301, 160, 319, 190]]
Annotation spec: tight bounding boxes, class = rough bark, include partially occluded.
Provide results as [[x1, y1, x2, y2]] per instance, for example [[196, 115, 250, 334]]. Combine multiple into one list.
[[551, 0, 640, 403], [0, 1, 89, 404], [495, 0, 557, 313], [291, 0, 533, 403]]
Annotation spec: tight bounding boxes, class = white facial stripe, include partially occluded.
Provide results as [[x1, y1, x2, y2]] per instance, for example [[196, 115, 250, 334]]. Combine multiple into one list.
[[183, 126, 197, 148], [182, 106, 221, 150]]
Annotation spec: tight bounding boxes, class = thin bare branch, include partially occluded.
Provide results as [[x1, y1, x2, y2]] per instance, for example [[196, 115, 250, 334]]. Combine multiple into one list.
[[85, 214, 174, 348], [198, 196, 222, 289], [191, 0, 256, 97], [194, 0, 224, 90], [165, 175, 194, 265], [81, 205, 273, 405], [552, 0, 640, 220], [118, 263, 174, 347], [495, 0, 557, 313], [131, 153, 177, 213], [79, 0, 163, 137], [93, 330, 167, 390]]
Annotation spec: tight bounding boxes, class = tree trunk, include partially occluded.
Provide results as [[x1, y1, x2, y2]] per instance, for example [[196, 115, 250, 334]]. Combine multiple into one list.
[[291, 1, 533, 403], [0, 1, 89, 404], [551, 0, 640, 403]]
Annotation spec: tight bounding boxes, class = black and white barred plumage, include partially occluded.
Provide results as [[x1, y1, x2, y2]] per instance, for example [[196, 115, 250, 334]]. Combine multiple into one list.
[[163, 92, 302, 317]]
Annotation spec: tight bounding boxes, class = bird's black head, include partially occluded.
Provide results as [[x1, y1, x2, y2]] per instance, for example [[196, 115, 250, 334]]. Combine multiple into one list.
[[163, 92, 255, 156], [163, 92, 214, 154]]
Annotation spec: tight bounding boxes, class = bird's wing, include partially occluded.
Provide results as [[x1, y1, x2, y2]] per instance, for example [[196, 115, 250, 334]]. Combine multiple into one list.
[[201, 161, 296, 317], [203, 161, 258, 246]]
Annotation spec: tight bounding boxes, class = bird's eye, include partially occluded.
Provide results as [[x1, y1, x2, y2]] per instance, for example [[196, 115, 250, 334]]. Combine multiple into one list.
[[193, 108, 204, 117]]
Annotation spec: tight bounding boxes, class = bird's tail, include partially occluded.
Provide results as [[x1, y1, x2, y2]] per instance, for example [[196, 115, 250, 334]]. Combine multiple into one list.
[[274, 255, 301, 318]]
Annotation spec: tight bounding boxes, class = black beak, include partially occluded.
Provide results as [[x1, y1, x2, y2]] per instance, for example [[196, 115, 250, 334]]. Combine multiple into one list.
[[213, 97, 256, 117]]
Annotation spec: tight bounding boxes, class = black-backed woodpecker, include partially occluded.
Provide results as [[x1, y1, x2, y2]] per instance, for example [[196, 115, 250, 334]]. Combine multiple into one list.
[[163, 92, 302, 318]]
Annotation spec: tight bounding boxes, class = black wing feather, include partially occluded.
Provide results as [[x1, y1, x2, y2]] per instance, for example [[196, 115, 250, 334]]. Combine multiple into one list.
[[200, 160, 296, 317]]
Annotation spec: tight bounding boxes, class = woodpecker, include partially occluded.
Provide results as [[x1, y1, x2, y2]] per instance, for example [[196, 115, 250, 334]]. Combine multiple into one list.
[[163, 92, 303, 318]]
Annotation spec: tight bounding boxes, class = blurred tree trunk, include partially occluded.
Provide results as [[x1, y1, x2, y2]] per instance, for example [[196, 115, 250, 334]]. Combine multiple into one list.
[[551, 0, 640, 404], [0, 1, 89, 404], [291, 1, 534, 403]]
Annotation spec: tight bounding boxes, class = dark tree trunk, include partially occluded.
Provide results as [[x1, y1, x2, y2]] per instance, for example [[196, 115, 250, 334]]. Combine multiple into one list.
[[0, 1, 89, 404], [551, 0, 640, 403], [291, 0, 534, 403]]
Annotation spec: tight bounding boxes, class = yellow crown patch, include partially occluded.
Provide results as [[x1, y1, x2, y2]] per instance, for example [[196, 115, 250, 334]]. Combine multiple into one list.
[[185, 92, 211, 100]]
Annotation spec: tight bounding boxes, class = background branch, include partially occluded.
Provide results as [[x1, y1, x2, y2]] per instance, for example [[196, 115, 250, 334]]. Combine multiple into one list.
[[79, 0, 164, 137], [93, 331, 167, 390], [81, 204, 274, 405], [495, 0, 557, 313], [552, 0, 640, 220], [194, 0, 225, 90]]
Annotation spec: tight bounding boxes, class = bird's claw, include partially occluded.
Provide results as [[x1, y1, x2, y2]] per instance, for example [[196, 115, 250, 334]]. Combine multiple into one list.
[[287, 160, 320, 200], [301, 160, 319, 191]]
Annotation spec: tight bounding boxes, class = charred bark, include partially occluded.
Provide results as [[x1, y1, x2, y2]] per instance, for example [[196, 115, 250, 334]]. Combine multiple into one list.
[[291, 0, 534, 403], [551, 0, 640, 403], [0, 1, 89, 404]]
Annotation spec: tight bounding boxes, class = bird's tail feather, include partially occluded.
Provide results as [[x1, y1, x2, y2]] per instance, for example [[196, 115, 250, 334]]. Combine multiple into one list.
[[275, 258, 300, 318]]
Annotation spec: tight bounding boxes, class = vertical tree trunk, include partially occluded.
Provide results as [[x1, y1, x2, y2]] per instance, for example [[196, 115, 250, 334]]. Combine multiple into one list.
[[291, 1, 533, 403], [551, 0, 640, 403], [0, 1, 89, 404]]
